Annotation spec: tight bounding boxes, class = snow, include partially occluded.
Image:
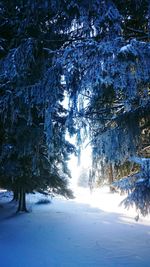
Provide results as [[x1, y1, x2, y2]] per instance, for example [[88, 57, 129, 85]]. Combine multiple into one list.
[[0, 187, 150, 267]]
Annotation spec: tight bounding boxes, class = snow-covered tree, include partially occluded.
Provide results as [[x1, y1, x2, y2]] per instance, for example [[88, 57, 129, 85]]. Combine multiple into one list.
[[53, 1, 150, 214], [0, 0, 76, 211]]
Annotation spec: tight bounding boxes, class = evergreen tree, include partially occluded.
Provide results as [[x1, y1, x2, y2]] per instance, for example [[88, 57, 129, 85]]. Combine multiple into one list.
[[0, 0, 75, 211], [52, 1, 150, 214]]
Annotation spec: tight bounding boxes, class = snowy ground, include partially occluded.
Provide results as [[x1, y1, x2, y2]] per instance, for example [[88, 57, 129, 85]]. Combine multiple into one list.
[[0, 186, 150, 267]]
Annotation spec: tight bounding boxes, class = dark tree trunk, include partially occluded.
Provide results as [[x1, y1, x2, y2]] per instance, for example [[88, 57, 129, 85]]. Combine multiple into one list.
[[17, 187, 28, 212], [12, 189, 19, 201], [109, 163, 114, 192]]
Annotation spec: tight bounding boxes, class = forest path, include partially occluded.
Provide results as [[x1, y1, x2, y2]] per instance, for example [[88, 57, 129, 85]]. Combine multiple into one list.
[[0, 188, 150, 267]]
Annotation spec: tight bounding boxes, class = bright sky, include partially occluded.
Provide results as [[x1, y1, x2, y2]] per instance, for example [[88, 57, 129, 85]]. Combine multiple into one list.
[[63, 92, 92, 188]]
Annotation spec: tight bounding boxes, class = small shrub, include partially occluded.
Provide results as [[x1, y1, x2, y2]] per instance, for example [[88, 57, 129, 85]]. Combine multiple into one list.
[[36, 198, 51, 205]]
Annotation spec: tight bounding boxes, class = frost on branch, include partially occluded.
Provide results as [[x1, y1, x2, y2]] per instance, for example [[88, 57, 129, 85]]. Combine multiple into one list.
[[114, 158, 150, 216], [0, 35, 74, 203], [57, 35, 150, 214], [58, 37, 150, 161]]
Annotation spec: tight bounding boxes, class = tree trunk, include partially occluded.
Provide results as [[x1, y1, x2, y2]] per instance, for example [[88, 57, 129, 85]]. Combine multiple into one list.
[[17, 187, 28, 212], [12, 189, 19, 201], [109, 163, 114, 192]]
